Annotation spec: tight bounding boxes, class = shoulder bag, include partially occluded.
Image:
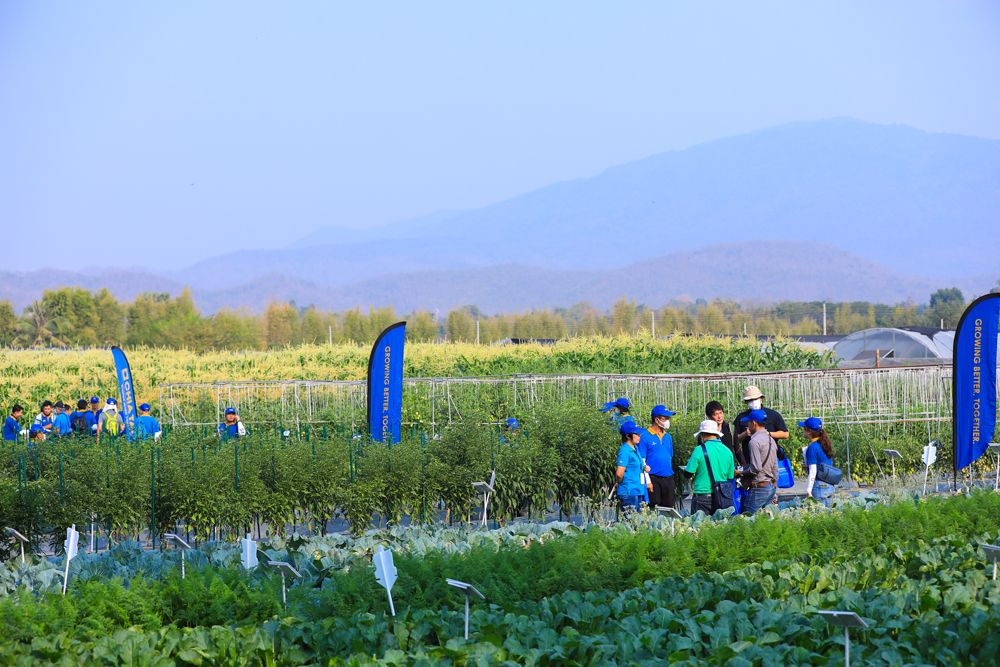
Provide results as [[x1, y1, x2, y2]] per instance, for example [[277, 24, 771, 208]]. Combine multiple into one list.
[[815, 462, 843, 485], [701, 444, 734, 512]]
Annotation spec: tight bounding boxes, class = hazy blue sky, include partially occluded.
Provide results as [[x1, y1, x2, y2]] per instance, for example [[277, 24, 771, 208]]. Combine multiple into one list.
[[2, 1, 999, 272]]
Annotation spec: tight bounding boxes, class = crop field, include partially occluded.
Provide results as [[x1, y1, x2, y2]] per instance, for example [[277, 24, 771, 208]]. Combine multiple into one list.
[[0, 335, 834, 410], [1, 490, 999, 665]]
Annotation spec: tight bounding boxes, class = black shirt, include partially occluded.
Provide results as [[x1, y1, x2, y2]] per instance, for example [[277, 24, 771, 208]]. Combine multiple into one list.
[[717, 421, 746, 466], [733, 407, 787, 465]]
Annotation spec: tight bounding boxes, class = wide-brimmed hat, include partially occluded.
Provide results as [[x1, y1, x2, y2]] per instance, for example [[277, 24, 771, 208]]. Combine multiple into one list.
[[742, 385, 764, 401], [694, 419, 723, 438]]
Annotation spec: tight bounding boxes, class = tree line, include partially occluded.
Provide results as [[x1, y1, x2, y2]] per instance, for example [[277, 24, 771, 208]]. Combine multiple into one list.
[[0, 284, 978, 351]]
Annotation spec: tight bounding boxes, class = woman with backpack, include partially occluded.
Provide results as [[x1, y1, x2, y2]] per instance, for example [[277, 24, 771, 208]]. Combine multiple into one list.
[[799, 417, 835, 507]]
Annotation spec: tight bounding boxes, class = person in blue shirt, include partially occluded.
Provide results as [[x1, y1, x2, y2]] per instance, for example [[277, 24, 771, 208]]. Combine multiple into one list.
[[600, 398, 635, 427], [499, 418, 518, 445], [33, 400, 54, 435], [85, 397, 102, 436], [137, 403, 162, 440], [641, 405, 676, 509], [218, 407, 246, 438], [52, 401, 73, 436], [616, 422, 650, 516], [67, 399, 88, 435], [3, 405, 24, 441], [799, 417, 835, 507]]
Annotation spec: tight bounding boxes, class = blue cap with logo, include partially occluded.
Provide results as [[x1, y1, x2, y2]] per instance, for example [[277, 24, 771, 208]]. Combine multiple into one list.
[[90, 397, 100, 404], [619, 422, 642, 437], [740, 409, 768, 424], [797, 416, 823, 430], [506, 418, 519, 429], [106, 398, 117, 405], [139, 403, 151, 412], [225, 407, 236, 415], [651, 405, 676, 418]]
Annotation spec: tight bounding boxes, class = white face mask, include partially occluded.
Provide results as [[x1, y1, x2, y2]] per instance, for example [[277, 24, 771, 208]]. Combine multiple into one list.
[[657, 418, 670, 430], [746, 399, 762, 411]]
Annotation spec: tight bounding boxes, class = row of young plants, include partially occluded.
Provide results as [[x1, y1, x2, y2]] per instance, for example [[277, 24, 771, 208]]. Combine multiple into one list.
[[0, 403, 978, 560], [0, 404, 620, 556], [1, 492, 999, 665]]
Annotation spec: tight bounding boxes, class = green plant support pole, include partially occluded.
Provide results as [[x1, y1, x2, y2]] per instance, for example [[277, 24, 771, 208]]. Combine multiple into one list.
[[349, 447, 354, 484], [323, 424, 328, 439], [421, 433, 427, 524], [234, 443, 239, 493], [150, 448, 156, 549], [559, 431, 564, 521], [59, 453, 64, 506]]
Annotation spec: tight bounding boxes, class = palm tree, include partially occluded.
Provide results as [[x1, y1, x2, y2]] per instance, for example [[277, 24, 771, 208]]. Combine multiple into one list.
[[15, 301, 71, 348]]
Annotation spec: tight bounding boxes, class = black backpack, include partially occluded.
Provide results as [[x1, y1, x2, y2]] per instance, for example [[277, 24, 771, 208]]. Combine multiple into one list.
[[72, 413, 89, 434]]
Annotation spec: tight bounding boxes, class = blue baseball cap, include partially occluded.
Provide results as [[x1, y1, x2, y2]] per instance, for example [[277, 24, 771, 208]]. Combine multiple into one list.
[[740, 409, 768, 424], [798, 417, 823, 430], [90, 397, 100, 404], [139, 403, 151, 412], [506, 418, 519, 429], [225, 407, 236, 415], [614, 398, 630, 410], [619, 422, 642, 437], [106, 398, 116, 405], [599, 401, 615, 412], [651, 405, 675, 418]]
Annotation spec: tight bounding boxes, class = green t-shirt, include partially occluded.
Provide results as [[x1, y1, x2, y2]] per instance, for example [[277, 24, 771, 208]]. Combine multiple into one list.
[[684, 439, 735, 494]]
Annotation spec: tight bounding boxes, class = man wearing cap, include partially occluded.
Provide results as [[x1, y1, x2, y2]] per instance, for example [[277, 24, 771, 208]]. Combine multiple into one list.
[[218, 407, 246, 438], [96, 398, 125, 437], [641, 405, 676, 509], [740, 409, 781, 515], [683, 420, 735, 515], [616, 422, 650, 515], [137, 404, 162, 440], [33, 400, 55, 434], [733, 385, 788, 463], [86, 397, 102, 436], [69, 399, 89, 435], [52, 401, 73, 436]]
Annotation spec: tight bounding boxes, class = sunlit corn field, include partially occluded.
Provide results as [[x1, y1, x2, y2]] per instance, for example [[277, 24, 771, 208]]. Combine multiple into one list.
[[0, 335, 833, 409]]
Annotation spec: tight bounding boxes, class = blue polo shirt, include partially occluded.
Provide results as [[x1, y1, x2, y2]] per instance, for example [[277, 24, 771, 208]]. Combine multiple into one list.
[[804, 439, 833, 467], [138, 415, 161, 438], [616, 443, 645, 496], [84, 411, 100, 435], [3, 416, 20, 441], [34, 412, 54, 432], [642, 429, 674, 477], [53, 412, 72, 436]]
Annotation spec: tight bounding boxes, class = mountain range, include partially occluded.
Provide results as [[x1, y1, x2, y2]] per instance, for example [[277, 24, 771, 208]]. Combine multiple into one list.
[[3, 118, 998, 313], [2, 241, 993, 315]]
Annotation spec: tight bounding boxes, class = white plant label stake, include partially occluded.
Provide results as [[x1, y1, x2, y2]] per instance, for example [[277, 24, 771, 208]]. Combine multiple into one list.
[[373, 545, 397, 616], [241, 533, 258, 571], [62, 524, 79, 595], [922, 444, 937, 495]]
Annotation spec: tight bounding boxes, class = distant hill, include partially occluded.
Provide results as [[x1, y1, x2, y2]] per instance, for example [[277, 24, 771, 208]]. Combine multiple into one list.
[[3, 241, 994, 314], [285, 209, 469, 249], [168, 118, 1000, 289]]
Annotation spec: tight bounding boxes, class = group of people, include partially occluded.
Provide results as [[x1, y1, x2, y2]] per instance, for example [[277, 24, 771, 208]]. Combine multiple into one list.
[[2, 399, 249, 445], [606, 384, 837, 517], [2, 398, 162, 443]]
